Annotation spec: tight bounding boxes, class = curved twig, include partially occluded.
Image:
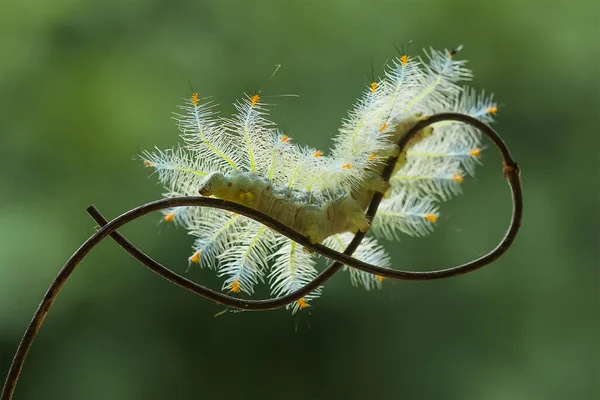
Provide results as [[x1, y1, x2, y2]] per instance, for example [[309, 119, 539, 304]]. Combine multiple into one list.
[[92, 113, 522, 281], [1, 113, 521, 400]]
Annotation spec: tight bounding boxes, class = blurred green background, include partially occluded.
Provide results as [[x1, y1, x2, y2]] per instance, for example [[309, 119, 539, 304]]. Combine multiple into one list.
[[1, 0, 598, 399]]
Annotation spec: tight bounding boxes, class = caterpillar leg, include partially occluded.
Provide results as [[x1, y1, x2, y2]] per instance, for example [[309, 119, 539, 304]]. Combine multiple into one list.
[[353, 212, 371, 233], [367, 175, 390, 194], [333, 197, 370, 234], [301, 208, 327, 244]]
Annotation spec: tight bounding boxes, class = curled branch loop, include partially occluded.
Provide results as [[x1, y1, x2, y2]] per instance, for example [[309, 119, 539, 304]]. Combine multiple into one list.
[[2, 113, 522, 400]]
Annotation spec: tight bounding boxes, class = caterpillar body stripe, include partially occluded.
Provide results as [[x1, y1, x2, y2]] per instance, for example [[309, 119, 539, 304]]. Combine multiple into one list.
[[143, 45, 498, 312]]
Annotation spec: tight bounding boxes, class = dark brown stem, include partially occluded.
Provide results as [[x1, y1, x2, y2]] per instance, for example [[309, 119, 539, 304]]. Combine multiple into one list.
[[1, 113, 521, 400]]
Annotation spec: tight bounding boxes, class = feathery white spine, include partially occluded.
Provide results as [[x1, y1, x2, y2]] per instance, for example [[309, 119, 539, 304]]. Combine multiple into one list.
[[381, 54, 422, 124], [189, 212, 243, 270], [159, 189, 204, 228], [264, 132, 298, 186], [406, 140, 483, 177], [425, 87, 496, 148], [223, 94, 277, 174], [268, 239, 322, 313], [323, 233, 391, 290], [391, 157, 464, 201], [284, 146, 328, 191], [141, 146, 228, 229], [141, 147, 212, 191], [329, 79, 393, 191], [218, 221, 275, 294], [455, 87, 497, 123], [372, 189, 439, 240], [174, 95, 242, 171], [395, 86, 495, 198], [402, 46, 472, 115], [328, 56, 421, 191]]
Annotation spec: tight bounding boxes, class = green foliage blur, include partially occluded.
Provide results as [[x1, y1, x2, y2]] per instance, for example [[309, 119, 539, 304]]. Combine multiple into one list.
[[1, 1, 598, 399]]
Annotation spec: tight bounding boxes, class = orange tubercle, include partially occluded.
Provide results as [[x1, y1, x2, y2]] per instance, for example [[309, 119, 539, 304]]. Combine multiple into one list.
[[487, 106, 498, 115], [424, 214, 438, 223], [379, 123, 388, 133], [143, 160, 153, 167], [341, 163, 352, 169], [451, 174, 464, 183], [400, 55, 409, 66], [313, 150, 323, 158], [189, 251, 200, 263], [230, 280, 241, 293], [370, 81, 378, 94], [469, 148, 481, 157], [250, 94, 260, 106], [368, 154, 377, 160], [164, 212, 175, 222], [192, 92, 199, 106], [281, 135, 290, 143], [297, 298, 308, 310], [376, 275, 384, 283]]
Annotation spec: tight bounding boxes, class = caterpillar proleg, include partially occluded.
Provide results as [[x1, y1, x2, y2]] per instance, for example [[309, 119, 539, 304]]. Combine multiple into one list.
[[142, 45, 498, 312]]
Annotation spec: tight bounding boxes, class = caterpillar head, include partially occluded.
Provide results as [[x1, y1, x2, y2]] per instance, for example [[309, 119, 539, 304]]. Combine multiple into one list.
[[198, 172, 226, 197]]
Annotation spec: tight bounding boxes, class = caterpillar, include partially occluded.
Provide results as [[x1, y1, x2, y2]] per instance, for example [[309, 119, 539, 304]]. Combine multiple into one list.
[[142, 45, 498, 313]]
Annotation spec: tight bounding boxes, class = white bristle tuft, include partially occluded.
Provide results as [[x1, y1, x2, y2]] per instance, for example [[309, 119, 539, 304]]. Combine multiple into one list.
[[142, 45, 497, 312]]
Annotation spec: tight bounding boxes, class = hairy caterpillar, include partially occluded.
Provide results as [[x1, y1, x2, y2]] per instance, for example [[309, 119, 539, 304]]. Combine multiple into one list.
[[142, 45, 498, 313]]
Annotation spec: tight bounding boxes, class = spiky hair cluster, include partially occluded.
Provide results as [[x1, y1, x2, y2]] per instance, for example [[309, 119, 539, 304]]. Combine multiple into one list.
[[142, 45, 497, 313]]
